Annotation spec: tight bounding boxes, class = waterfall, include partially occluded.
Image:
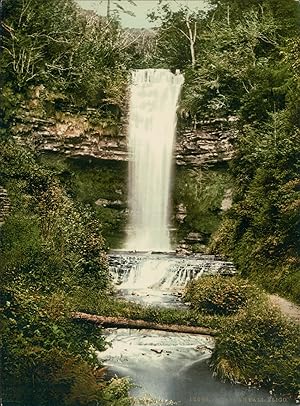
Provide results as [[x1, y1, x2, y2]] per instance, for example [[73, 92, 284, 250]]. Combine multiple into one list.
[[125, 69, 184, 252]]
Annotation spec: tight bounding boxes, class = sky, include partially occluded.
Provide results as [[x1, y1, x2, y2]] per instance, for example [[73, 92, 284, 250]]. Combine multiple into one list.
[[75, 0, 209, 28]]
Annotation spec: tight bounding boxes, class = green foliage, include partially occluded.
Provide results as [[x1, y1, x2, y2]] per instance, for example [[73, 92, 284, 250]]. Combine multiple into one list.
[[0, 0, 138, 125], [174, 165, 232, 241], [208, 0, 300, 37], [0, 142, 128, 404], [211, 113, 300, 303], [40, 154, 128, 248], [1, 289, 131, 406], [173, 1, 299, 303], [0, 143, 109, 292], [150, 0, 299, 123], [211, 303, 300, 396], [184, 276, 260, 315]]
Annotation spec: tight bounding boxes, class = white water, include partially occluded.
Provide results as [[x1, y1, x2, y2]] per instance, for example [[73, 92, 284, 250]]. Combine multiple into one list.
[[125, 69, 184, 252], [110, 254, 236, 292]]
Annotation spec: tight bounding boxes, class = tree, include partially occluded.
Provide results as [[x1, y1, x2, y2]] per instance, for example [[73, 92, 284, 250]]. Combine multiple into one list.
[[0, 0, 136, 117], [208, 0, 300, 36], [149, 3, 205, 70]]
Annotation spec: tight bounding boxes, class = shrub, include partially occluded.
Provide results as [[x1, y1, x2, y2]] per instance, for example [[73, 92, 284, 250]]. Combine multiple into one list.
[[184, 275, 260, 315], [1, 289, 132, 406], [211, 303, 300, 396]]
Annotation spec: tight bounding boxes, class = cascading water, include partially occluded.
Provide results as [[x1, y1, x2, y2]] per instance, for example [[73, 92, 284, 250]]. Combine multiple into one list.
[[125, 69, 184, 252]]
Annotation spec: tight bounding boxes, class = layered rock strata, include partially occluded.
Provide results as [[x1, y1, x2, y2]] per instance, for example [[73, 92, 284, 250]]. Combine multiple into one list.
[[12, 111, 236, 167], [0, 187, 10, 225]]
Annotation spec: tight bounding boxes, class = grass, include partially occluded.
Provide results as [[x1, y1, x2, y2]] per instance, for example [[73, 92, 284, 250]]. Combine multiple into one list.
[[67, 288, 225, 331], [211, 301, 300, 397]]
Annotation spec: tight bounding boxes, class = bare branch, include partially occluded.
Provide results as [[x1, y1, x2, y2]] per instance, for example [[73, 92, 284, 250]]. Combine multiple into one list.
[[18, 0, 33, 28]]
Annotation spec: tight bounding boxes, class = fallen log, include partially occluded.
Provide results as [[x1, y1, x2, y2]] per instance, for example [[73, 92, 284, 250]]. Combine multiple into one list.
[[72, 311, 217, 336]]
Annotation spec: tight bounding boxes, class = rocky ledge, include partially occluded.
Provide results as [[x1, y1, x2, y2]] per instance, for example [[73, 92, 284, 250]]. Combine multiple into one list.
[[12, 110, 236, 167], [176, 119, 236, 166]]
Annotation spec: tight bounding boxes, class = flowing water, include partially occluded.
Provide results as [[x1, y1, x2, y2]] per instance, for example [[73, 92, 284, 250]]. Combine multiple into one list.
[[103, 70, 292, 405], [125, 69, 184, 252], [109, 252, 236, 307], [99, 328, 293, 406]]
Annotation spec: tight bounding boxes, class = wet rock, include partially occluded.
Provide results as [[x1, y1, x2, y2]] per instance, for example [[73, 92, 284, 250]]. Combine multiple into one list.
[[176, 203, 187, 223], [175, 247, 191, 256], [12, 109, 236, 167], [185, 232, 205, 244], [0, 187, 11, 224], [108, 252, 236, 292], [175, 119, 237, 167], [95, 198, 125, 209]]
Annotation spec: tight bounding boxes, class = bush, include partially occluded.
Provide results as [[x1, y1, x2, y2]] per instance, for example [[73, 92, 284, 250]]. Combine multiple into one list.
[[184, 275, 260, 315], [211, 303, 300, 396], [1, 289, 132, 406]]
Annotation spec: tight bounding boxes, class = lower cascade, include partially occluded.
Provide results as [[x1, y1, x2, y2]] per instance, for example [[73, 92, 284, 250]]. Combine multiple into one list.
[[125, 69, 184, 252], [109, 253, 236, 290]]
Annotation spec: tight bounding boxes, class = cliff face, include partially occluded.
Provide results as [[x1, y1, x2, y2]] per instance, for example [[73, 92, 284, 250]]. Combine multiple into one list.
[[12, 109, 236, 167], [176, 119, 236, 166]]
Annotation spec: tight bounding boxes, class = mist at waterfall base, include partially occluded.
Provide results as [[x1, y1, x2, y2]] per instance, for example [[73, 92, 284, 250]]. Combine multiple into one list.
[[125, 69, 184, 252]]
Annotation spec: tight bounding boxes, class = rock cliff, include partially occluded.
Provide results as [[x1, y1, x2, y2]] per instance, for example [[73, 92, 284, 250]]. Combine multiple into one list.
[[12, 108, 236, 167], [176, 119, 236, 166]]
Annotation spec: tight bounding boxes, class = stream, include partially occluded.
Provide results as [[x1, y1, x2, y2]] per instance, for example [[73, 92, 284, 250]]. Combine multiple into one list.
[[98, 328, 292, 406], [97, 254, 294, 406]]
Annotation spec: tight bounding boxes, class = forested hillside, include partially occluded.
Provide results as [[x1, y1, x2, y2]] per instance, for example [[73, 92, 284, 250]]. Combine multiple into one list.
[[0, 0, 299, 404], [0, 1, 136, 404]]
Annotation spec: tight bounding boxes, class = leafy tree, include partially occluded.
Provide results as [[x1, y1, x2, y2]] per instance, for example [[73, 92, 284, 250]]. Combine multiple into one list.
[[148, 4, 205, 70], [0, 0, 133, 118], [208, 0, 300, 36]]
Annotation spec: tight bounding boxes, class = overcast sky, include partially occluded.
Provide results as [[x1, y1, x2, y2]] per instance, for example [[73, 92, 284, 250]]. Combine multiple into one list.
[[75, 0, 209, 28]]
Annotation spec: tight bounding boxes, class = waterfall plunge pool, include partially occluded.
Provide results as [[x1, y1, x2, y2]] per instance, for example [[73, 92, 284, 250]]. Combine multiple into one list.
[[98, 328, 293, 406]]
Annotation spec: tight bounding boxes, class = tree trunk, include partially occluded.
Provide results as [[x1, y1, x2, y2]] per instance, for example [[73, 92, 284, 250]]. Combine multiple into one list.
[[185, 17, 197, 67], [72, 312, 217, 336]]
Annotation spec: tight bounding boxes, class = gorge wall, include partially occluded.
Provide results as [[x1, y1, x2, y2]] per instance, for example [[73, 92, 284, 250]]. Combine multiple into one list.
[[12, 108, 236, 167]]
